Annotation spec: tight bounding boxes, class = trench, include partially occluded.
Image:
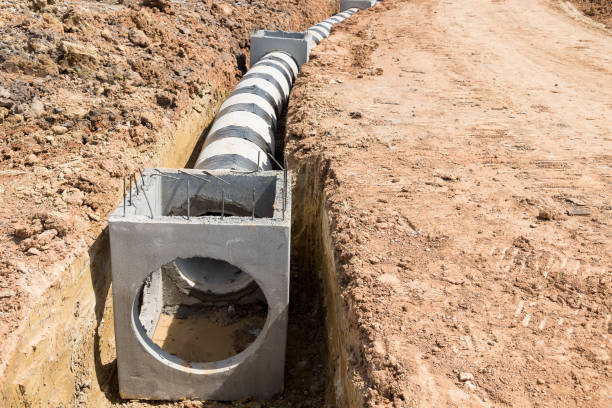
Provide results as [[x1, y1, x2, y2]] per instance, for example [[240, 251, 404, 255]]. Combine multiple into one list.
[[1, 69, 359, 408]]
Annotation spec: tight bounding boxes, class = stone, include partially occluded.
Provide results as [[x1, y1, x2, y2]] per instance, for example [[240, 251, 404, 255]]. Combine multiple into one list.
[[129, 29, 150, 48], [213, 3, 233, 16], [567, 208, 591, 217], [26, 247, 41, 256], [156, 92, 174, 108], [142, 0, 172, 12], [459, 372, 474, 382], [31, 0, 47, 11], [537, 208, 555, 221], [0, 289, 16, 299], [52, 125, 68, 135], [36, 54, 59, 76], [140, 112, 159, 129], [62, 188, 84, 205], [60, 41, 99, 64], [25, 154, 39, 165], [13, 224, 32, 239], [31, 99, 44, 116], [36, 229, 57, 246], [42, 13, 64, 33]]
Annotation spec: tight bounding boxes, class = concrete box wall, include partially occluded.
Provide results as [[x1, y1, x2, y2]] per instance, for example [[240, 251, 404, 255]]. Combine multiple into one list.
[[340, 0, 376, 11], [109, 169, 291, 400], [250, 30, 312, 68]]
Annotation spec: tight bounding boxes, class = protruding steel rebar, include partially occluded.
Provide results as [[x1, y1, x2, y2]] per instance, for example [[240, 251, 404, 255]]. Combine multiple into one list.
[[139, 169, 145, 186], [252, 187, 255, 220], [153, 169, 180, 180], [202, 170, 230, 185], [186, 176, 190, 220], [266, 151, 284, 170], [282, 187, 285, 220], [141, 182, 154, 219], [132, 174, 139, 195], [178, 170, 209, 183], [129, 175, 133, 205]]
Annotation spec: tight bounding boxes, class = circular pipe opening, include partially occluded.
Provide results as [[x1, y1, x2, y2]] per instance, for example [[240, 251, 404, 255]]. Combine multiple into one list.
[[134, 257, 267, 364]]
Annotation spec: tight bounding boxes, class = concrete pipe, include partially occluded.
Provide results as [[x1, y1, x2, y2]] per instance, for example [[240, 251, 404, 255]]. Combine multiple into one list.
[[307, 8, 358, 45], [186, 51, 297, 294], [194, 51, 298, 172]]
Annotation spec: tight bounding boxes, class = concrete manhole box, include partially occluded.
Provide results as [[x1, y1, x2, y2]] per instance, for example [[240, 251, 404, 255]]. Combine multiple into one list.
[[109, 168, 291, 401]]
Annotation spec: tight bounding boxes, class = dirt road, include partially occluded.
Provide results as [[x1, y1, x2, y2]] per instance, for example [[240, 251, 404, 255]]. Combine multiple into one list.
[[287, 0, 611, 406]]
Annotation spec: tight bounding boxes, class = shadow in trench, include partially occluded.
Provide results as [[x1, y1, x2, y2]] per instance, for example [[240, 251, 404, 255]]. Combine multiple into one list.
[[88, 227, 121, 403]]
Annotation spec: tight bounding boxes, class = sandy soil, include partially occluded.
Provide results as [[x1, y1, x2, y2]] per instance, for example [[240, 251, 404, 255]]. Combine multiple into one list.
[[0, 0, 335, 383], [286, 0, 611, 406]]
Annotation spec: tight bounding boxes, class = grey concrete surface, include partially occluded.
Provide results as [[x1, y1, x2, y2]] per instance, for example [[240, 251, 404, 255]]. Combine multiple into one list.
[[340, 0, 376, 11], [139, 269, 162, 338], [109, 168, 291, 400], [249, 30, 312, 68]]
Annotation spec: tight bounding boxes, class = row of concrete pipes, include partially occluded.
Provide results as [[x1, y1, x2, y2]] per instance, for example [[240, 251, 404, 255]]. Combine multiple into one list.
[[193, 8, 360, 173]]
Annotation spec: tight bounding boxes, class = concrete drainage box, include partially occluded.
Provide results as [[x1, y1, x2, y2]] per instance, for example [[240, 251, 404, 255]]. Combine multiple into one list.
[[250, 30, 313, 68], [109, 168, 291, 401], [340, 0, 376, 11]]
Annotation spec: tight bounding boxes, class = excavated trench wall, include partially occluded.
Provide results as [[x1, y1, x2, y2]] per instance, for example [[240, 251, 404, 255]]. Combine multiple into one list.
[[290, 156, 364, 408], [0, 92, 224, 407]]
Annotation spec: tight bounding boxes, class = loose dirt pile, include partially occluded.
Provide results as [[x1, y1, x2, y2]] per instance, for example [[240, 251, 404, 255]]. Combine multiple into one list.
[[286, 0, 611, 406], [0, 0, 335, 387], [569, 0, 612, 27]]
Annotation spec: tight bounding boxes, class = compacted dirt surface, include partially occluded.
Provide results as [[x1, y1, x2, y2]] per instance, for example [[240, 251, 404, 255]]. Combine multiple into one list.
[[287, 0, 611, 406], [0, 0, 335, 393]]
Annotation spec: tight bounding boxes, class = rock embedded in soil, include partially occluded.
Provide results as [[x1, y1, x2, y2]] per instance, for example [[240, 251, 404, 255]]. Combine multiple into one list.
[[51, 125, 68, 135], [128, 28, 150, 48], [537, 208, 555, 221], [0, 289, 16, 299], [459, 372, 474, 382]]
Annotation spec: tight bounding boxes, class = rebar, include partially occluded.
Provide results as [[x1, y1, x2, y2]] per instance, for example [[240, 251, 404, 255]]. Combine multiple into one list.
[[252, 187, 255, 220]]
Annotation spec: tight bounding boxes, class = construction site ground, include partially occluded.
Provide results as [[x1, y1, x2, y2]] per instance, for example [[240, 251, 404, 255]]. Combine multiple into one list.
[[0, 0, 610, 407], [286, 0, 611, 406]]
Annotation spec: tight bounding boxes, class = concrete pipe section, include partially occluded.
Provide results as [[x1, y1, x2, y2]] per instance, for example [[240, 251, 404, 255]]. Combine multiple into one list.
[[184, 51, 297, 297], [194, 51, 298, 173], [307, 8, 358, 45]]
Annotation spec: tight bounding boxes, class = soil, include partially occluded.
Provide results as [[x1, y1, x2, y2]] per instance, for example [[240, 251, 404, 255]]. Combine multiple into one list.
[[1, 0, 610, 407], [0, 0, 335, 387], [568, 0, 612, 28], [286, 0, 611, 406]]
